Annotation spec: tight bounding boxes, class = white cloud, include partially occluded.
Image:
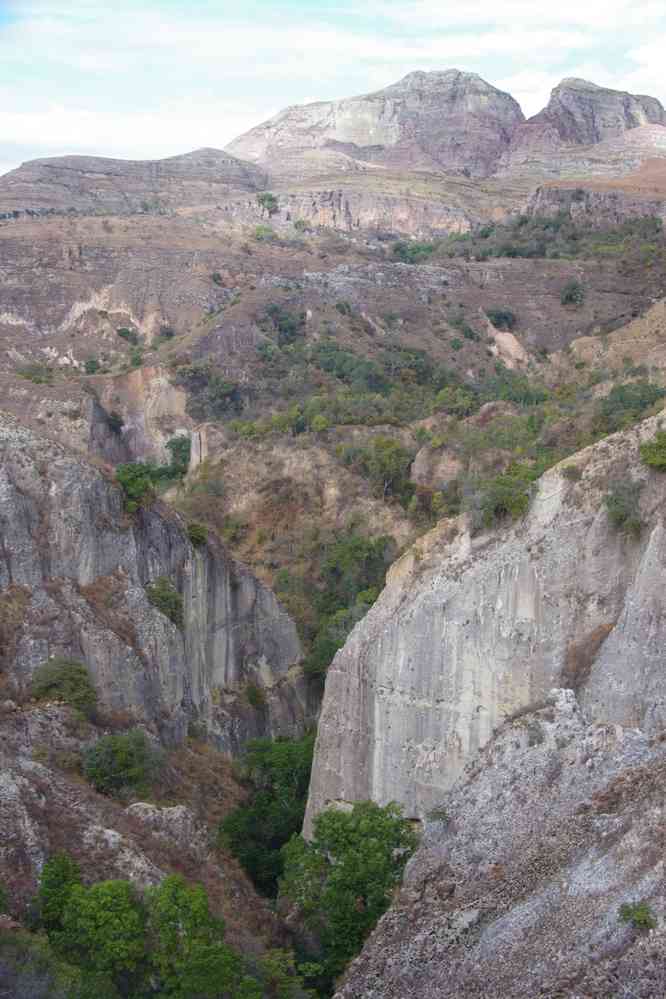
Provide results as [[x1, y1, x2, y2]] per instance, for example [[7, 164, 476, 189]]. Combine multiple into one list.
[[0, 1, 664, 173]]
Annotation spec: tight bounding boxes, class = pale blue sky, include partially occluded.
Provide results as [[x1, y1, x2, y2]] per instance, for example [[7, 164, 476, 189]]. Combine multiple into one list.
[[1, 1, 665, 175]]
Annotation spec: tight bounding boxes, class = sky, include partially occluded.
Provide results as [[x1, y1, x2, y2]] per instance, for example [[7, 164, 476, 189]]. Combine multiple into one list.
[[0, 0, 665, 176]]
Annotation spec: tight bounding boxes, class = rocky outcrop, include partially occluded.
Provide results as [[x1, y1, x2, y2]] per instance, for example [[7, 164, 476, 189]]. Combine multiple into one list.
[[0, 413, 306, 752], [0, 148, 268, 213], [227, 70, 524, 180], [527, 183, 666, 227], [335, 689, 666, 998], [305, 415, 666, 829], [502, 79, 666, 177]]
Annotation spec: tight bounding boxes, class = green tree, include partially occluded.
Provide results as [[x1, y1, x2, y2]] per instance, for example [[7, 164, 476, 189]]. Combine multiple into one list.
[[82, 730, 162, 797], [280, 801, 417, 980], [640, 429, 666, 469], [146, 576, 183, 627], [31, 658, 97, 718], [146, 875, 242, 999], [219, 734, 315, 897], [59, 881, 146, 987], [38, 853, 83, 933]]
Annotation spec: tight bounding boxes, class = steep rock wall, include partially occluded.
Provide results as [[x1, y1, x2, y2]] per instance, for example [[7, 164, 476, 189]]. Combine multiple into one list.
[[0, 413, 306, 751], [305, 416, 666, 829], [336, 690, 665, 998]]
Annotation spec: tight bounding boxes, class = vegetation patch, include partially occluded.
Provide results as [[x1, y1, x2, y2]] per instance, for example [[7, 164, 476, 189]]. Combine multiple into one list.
[[619, 901, 657, 930], [31, 658, 97, 718], [82, 729, 163, 797], [146, 576, 183, 628], [640, 429, 666, 469], [604, 479, 643, 536]]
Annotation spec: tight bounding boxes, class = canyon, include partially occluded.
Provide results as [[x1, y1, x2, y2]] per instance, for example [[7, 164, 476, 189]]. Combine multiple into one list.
[[1, 66, 665, 997]]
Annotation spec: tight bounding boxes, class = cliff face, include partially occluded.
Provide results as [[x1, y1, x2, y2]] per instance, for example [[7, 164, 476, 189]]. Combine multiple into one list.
[[0, 413, 306, 752], [335, 689, 666, 998], [526, 183, 666, 227], [0, 148, 268, 213], [227, 70, 524, 180], [305, 415, 666, 830]]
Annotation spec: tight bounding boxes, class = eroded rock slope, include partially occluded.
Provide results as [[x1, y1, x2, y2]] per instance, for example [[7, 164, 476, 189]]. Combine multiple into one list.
[[336, 689, 665, 998], [306, 415, 666, 828], [0, 413, 306, 752]]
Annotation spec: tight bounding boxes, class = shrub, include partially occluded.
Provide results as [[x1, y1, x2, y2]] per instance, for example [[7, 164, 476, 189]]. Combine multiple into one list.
[[392, 240, 436, 264], [107, 411, 124, 435], [0, 883, 7, 913], [146, 577, 183, 628], [116, 463, 155, 513], [335, 300, 352, 316], [245, 683, 266, 710], [340, 436, 414, 505], [485, 307, 517, 331], [211, 271, 223, 286], [561, 464, 582, 481], [264, 304, 306, 347], [594, 381, 664, 435], [640, 429, 666, 469], [187, 522, 208, 547], [254, 224, 276, 241], [619, 901, 657, 930], [116, 327, 139, 346], [173, 361, 242, 421], [468, 467, 533, 530], [451, 338, 463, 351], [280, 801, 417, 981], [257, 192, 279, 216], [165, 434, 191, 475], [32, 658, 97, 718], [561, 279, 585, 306], [82, 729, 161, 796], [129, 347, 143, 368], [219, 733, 315, 898], [17, 363, 53, 384], [38, 853, 83, 932], [604, 479, 643, 536], [84, 358, 100, 375]]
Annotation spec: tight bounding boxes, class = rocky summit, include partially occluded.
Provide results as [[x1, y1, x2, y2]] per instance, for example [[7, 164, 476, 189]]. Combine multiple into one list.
[[1, 63, 665, 999]]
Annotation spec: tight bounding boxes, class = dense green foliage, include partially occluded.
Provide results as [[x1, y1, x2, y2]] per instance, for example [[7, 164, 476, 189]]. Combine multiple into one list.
[[275, 529, 391, 678], [338, 437, 415, 506], [146, 576, 183, 627], [82, 729, 162, 797], [619, 901, 657, 930], [174, 362, 243, 421], [436, 213, 665, 263], [280, 801, 417, 982], [257, 192, 279, 216], [593, 381, 664, 435], [116, 435, 191, 512], [391, 240, 436, 264], [466, 465, 534, 531], [604, 480, 643, 536], [264, 304, 307, 347], [28, 859, 312, 998], [187, 521, 208, 546], [219, 733, 315, 897], [640, 429, 666, 469], [31, 658, 97, 718], [560, 279, 585, 306], [485, 307, 516, 331]]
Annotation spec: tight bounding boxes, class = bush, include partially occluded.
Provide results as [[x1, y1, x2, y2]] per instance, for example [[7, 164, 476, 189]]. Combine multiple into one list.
[[84, 358, 99, 375], [605, 480, 643, 536], [392, 240, 436, 264], [485, 308, 517, 331], [257, 192, 279, 216], [187, 522, 208, 547], [0, 929, 118, 999], [146, 577, 183, 628], [619, 901, 657, 930], [173, 361, 242, 421], [0, 883, 7, 913], [116, 327, 139, 346], [640, 429, 666, 469], [107, 411, 124, 435], [254, 224, 276, 241], [38, 853, 83, 932], [219, 734, 315, 897], [211, 271, 223, 286], [17, 363, 53, 384], [264, 304, 306, 347], [561, 464, 582, 481], [59, 880, 146, 985], [165, 435, 191, 475], [245, 683, 266, 710], [560, 279, 585, 306], [340, 436, 414, 506], [82, 730, 161, 797], [468, 467, 533, 530], [32, 658, 97, 718], [115, 463, 156, 513], [280, 801, 417, 981], [594, 381, 665, 435]]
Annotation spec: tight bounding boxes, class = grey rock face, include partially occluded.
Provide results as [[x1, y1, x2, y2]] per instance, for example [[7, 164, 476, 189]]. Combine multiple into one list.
[[305, 416, 666, 830], [0, 412, 306, 751], [0, 148, 268, 213], [527, 183, 666, 227], [335, 690, 666, 998], [530, 79, 666, 146], [227, 70, 524, 179]]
